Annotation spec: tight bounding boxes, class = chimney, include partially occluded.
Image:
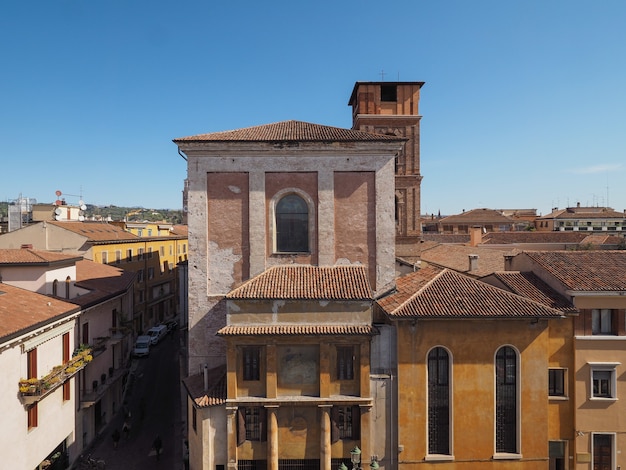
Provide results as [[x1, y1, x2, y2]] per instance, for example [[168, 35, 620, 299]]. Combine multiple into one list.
[[20, 244, 33, 249], [469, 226, 482, 247], [203, 364, 209, 391], [504, 255, 514, 271], [469, 254, 479, 272]]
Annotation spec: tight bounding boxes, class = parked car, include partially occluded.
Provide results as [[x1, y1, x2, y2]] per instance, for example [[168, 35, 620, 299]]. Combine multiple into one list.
[[165, 319, 178, 332], [133, 335, 152, 357], [147, 325, 167, 345]]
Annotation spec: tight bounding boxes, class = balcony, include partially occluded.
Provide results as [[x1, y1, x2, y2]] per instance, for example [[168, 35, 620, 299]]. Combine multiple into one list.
[[19, 347, 93, 405], [80, 365, 129, 408]]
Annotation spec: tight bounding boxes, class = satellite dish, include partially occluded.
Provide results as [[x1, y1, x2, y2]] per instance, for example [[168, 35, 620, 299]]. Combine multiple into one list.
[[80, 204, 87, 211], [55, 215, 62, 221], [78, 215, 85, 221], [55, 199, 62, 206], [55, 190, 62, 197], [79, 200, 84, 206], [54, 208, 62, 215]]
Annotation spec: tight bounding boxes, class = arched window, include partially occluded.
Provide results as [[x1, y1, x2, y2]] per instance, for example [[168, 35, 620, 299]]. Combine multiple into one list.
[[495, 346, 518, 454], [275, 194, 309, 253], [52, 279, 58, 297], [428, 347, 450, 455]]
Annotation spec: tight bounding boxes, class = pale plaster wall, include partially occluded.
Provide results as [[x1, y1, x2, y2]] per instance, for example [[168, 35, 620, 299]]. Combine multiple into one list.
[[1, 322, 77, 469]]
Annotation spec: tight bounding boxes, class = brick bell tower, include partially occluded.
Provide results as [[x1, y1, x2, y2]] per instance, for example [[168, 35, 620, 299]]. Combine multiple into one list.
[[349, 81, 424, 259]]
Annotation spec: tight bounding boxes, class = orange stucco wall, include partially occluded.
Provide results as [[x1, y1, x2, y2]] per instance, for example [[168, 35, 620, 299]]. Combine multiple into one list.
[[396, 319, 551, 469]]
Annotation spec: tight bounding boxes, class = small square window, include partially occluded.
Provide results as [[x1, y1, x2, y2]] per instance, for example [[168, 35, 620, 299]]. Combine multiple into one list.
[[590, 364, 618, 399], [592, 309, 616, 335]]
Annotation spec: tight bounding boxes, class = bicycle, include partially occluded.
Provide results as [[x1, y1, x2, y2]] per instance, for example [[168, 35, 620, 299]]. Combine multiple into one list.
[[77, 453, 106, 469]]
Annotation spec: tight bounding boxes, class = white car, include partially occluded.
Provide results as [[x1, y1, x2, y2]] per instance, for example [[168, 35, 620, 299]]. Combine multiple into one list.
[[133, 335, 151, 357]]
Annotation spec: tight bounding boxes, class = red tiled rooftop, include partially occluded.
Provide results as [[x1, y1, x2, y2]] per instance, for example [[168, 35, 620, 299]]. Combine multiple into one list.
[[183, 365, 227, 408], [439, 208, 514, 224], [0, 248, 81, 265], [71, 260, 136, 308], [49, 221, 138, 242], [524, 251, 626, 291], [174, 120, 405, 144], [226, 265, 372, 300], [0, 283, 80, 341], [377, 266, 563, 319], [419, 244, 517, 277], [485, 272, 577, 313]]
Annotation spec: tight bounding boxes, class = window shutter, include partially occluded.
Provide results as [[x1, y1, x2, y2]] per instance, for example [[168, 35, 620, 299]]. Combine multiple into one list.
[[351, 405, 361, 440], [237, 408, 246, 446], [330, 406, 339, 443]]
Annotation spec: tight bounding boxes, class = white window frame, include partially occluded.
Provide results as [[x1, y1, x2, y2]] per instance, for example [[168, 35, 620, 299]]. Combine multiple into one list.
[[588, 362, 620, 400]]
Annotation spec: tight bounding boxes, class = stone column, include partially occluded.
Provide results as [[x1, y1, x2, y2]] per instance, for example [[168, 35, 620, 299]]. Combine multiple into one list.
[[319, 405, 333, 470], [226, 406, 239, 470], [267, 405, 279, 470]]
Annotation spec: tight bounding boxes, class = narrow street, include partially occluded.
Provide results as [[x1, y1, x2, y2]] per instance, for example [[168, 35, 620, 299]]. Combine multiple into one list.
[[83, 328, 183, 469]]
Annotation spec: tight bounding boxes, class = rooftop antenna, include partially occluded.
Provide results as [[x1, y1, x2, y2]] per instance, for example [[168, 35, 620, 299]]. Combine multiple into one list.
[[380, 70, 386, 81]]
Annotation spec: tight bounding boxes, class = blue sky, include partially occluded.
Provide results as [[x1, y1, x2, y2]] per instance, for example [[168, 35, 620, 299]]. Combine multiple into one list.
[[2, 0, 625, 216]]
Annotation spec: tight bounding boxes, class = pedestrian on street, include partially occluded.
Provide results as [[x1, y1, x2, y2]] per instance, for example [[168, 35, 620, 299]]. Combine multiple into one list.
[[122, 418, 131, 439], [111, 428, 120, 449], [153, 435, 163, 461]]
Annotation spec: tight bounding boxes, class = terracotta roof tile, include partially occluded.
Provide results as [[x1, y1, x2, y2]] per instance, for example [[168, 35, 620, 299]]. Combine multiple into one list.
[[0, 248, 81, 265], [524, 251, 626, 291], [419, 244, 517, 277], [485, 272, 577, 313], [226, 265, 372, 300], [377, 267, 563, 319], [183, 365, 227, 408], [174, 120, 405, 143], [0, 283, 80, 341], [49, 221, 138, 242], [217, 324, 376, 336], [439, 208, 514, 224], [481, 232, 591, 245], [70, 260, 136, 308]]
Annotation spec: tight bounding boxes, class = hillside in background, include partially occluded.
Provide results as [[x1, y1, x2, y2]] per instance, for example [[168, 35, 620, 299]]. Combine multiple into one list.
[[0, 202, 183, 225]]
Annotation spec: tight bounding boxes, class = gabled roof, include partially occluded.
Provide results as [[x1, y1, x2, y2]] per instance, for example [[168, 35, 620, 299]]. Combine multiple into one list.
[[377, 266, 563, 319], [70, 260, 136, 308], [538, 206, 626, 220], [48, 221, 138, 242], [173, 120, 405, 144], [523, 251, 626, 292], [0, 248, 82, 266], [226, 265, 372, 300], [484, 272, 577, 313], [183, 365, 227, 408], [0, 283, 80, 341], [438, 208, 514, 224]]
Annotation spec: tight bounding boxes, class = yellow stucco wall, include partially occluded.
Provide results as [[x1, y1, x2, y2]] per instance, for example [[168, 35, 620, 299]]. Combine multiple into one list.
[[396, 318, 552, 469]]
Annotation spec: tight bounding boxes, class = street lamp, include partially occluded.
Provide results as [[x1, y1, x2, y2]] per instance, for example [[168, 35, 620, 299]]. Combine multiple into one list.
[[338, 463, 348, 470], [350, 447, 362, 470], [369, 460, 379, 470]]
